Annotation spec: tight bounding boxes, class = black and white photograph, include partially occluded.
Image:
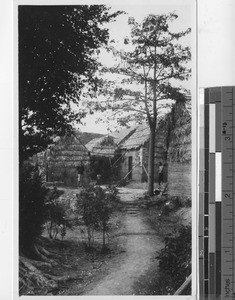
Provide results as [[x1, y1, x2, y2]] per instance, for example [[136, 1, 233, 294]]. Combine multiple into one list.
[[17, 0, 194, 297]]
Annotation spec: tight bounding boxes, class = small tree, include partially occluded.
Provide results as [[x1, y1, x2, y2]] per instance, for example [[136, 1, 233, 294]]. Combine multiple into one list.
[[76, 185, 118, 250], [44, 188, 72, 240], [76, 186, 100, 249]]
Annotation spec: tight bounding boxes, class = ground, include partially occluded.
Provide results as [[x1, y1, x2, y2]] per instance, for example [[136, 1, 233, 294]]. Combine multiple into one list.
[[20, 185, 191, 296]]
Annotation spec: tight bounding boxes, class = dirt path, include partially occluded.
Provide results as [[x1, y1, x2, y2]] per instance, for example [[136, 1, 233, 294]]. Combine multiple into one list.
[[79, 187, 163, 295]]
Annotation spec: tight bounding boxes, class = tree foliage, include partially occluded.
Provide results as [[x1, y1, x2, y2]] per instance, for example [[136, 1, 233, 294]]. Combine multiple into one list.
[[19, 5, 122, 161], [76, 185, 119, 250], [19, 162, 49, 257], [44, 188, 73, 240], [92, 13, 191, 194], [96, 13, 191, 125], [156, 224, 191, 294]]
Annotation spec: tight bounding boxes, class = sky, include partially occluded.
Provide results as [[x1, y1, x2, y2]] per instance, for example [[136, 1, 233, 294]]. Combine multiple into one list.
[[78, 2, 193, 134]]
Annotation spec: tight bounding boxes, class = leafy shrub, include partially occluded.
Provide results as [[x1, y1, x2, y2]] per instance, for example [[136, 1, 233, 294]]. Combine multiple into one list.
[[156, 224, 191, 294], [182, 197, 191, 208], [157, 196, 186, 217], [19, 162, 49, 256], [76, 185, 119, 250], [44, 188, 73, 240]]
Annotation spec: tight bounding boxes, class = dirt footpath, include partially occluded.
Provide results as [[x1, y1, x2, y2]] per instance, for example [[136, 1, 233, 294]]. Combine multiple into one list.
[[80, 188, 163, 295]]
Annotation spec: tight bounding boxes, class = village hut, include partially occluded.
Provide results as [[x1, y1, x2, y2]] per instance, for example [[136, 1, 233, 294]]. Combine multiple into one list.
[[116, 98, 191, 191], [166, 100, 191, 197], [44, 132, 90, 187], [115, 122, 169, 183], [86, 135, 118, 157], [85, 135, 119, 183], [118, 124, 150, 182]]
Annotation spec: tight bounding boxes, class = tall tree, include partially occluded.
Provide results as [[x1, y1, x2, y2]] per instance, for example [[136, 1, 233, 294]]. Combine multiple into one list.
[[19, 5, 122, 162], [95, 13, 191, 195], [18, 5, 122, 258]]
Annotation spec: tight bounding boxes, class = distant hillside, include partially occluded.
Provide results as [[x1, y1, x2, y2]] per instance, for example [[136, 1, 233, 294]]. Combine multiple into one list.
[[74, 131, 105, 146]]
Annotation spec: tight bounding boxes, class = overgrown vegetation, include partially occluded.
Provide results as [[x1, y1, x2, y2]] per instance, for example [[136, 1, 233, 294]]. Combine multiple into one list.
[[134, 194, 191, 295], [76, 185, 120, 251], [155, 195, 191, 217], [156, 224, 191, 294], [19, 162, 49, 258], [44, 188, 73, 240]]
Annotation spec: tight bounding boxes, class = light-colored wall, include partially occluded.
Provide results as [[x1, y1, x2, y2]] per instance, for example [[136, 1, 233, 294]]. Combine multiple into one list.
[[120, 148, 145, 182]]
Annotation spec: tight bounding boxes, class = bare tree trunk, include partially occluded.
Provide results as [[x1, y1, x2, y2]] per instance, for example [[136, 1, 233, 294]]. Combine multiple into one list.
[[148, 126, 156, 196], [147, 40, 157, 196]]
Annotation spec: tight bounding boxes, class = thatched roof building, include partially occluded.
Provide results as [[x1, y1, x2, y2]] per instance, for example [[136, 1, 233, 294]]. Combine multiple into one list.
[[40, 132, 90, 187], [48, 133, 89, 168], [86, 135, 117, 157]]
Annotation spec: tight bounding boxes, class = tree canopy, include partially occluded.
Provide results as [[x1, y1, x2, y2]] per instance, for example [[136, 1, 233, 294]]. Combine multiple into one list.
[[95, 13, 191, 126], [19, 5, 122, 161]]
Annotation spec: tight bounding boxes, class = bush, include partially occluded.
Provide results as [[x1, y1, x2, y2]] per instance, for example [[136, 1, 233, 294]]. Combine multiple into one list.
[[156, 224, 191, 294], [44, 188, 72, 240], [76, 185, 119, 250], [19, 162, 49, 256], [157, 196, 186, 217]]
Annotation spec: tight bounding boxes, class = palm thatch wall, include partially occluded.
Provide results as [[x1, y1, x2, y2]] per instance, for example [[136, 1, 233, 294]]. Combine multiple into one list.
[[166, 101, 191, 197], [45, 133, 90, 186]]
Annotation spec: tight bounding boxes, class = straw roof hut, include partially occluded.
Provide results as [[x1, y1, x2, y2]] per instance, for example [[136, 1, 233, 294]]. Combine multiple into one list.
[[86, 135, 117, 157], [117, 124, 150, 182], [45, 132, 90, 186], [115, 99, 191, 189]]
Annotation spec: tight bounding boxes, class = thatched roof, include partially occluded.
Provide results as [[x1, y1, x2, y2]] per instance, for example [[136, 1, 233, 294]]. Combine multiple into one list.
[[120, 124, 150, 150], [73, 130, 105, 146], [86, 135, 117, 157], [47, 134, 90, 167], [110, 126, 137, 145]]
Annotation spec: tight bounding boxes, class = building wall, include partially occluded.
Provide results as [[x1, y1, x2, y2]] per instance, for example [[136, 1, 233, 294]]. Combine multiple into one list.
[[45, 135, 90, 187], [119, 135, 167, 183], [167, 162, 191, 197], [119, 147, 146, 182]]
